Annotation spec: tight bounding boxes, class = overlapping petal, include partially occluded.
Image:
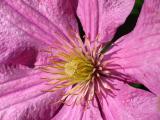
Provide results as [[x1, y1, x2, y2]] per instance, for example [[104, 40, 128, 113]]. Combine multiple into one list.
[[0, 67, 65, 120], [99, 81, 160, 120], [106, 0, 160, 95], [77, 0, 135, 43], [0, 0, 78, 47], [52, 97, 103, 120]]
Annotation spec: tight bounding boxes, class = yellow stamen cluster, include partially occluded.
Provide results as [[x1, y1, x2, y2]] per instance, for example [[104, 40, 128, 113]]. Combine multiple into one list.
[[65, 57, 94, 82], [41, 47, 96, 94], [40, 32, 105, 106]]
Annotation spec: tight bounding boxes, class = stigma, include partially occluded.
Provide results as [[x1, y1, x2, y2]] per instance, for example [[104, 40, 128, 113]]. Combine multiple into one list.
[[64, 56, 94, 82]]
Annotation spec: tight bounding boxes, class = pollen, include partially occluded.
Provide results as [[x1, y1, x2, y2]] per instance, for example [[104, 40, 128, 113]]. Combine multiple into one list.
[[64, 57, 94, 82]]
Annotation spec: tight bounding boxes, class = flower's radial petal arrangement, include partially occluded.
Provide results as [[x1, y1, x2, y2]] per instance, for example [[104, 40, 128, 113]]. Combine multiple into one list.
[[0, 0, 160, 120]]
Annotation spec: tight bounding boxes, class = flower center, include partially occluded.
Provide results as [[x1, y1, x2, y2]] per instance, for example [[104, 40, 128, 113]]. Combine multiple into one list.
[[41, 35, 121, 106], [64, 57, 94, 82]]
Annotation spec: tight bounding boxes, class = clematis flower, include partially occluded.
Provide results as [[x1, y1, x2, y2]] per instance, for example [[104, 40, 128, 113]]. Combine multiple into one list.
[[0, 0, 160, 120]]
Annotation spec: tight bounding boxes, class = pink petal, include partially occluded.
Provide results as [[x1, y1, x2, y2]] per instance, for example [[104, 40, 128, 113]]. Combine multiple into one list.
[[99, 81, 160, 120], [0, 0, 78, 46], [77, 0, 135, 43], [106, 0, 160, 95], [0, 67, 64, 120], [52, 98, 103, 120], [0, 34, 51, 69]]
